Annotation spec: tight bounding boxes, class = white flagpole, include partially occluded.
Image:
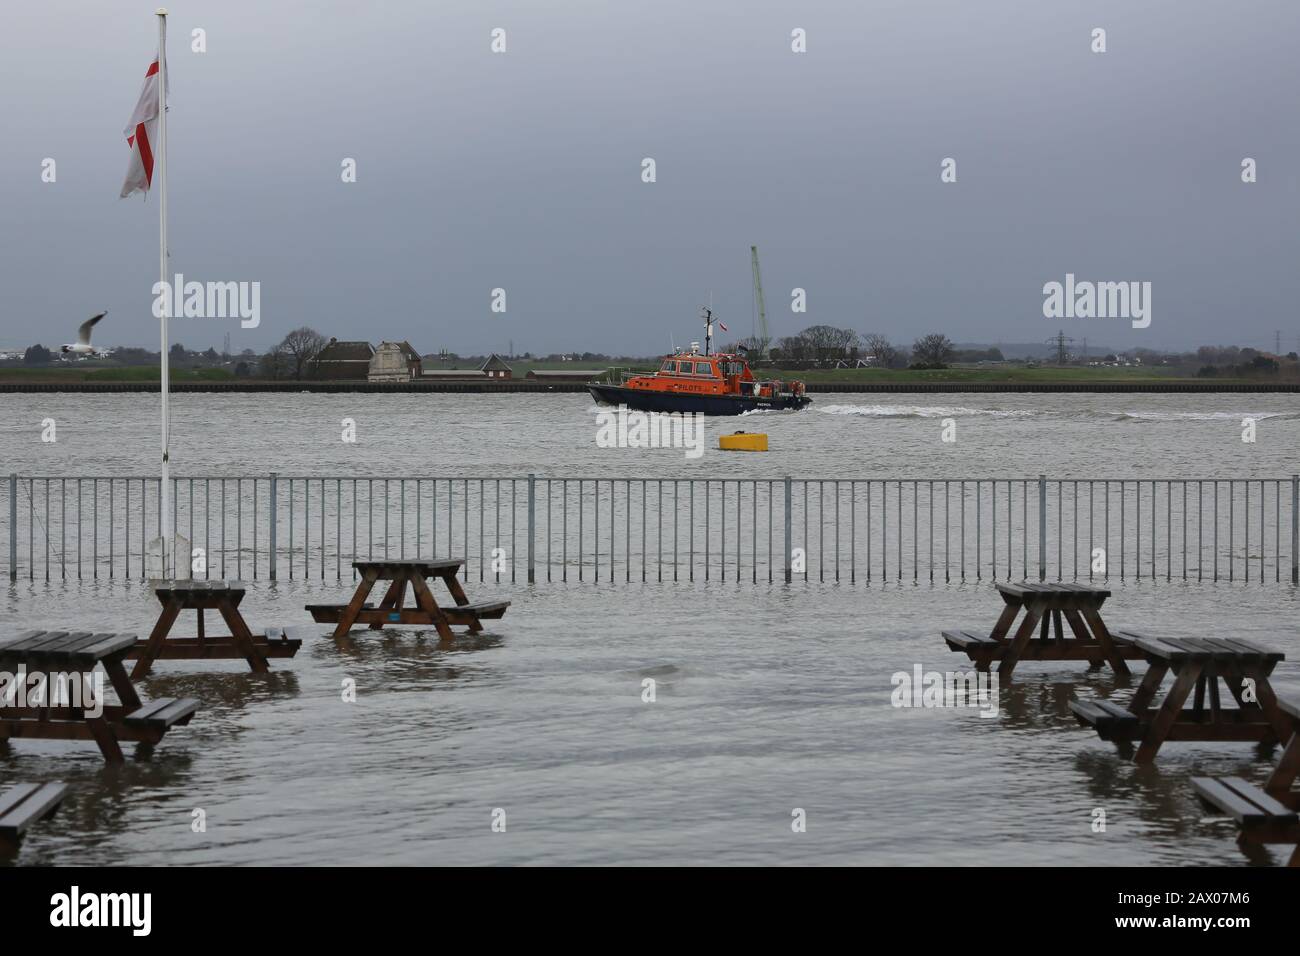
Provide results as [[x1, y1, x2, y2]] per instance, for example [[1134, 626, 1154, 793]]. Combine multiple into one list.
[[157, 8, 171, 577]]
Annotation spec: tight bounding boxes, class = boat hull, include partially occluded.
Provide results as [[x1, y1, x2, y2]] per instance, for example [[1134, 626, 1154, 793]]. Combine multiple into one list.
[[587, 383, 811, 415]]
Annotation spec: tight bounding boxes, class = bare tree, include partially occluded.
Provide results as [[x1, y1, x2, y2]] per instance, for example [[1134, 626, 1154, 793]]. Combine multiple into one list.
[[277, 327, 328, 380], [258, 348, 290, 380], [863, 333, 905, 369], [911, 333, 954, 368]]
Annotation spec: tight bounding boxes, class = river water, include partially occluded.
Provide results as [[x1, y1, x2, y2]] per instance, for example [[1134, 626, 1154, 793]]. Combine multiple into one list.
[[2, 391, 1298, 865]]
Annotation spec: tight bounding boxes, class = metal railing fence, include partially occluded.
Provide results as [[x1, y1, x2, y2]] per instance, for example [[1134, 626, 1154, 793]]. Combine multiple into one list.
[[5, 473, 1299, 585]]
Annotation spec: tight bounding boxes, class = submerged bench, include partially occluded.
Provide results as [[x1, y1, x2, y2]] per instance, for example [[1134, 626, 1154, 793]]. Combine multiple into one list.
[[0, 630, 200, 763], [1071, 635, 1291, 763], [0, 782, 68, 849], [129, 580, 300, 677], [310, 559, 511, 639], [943, 582, 1138, 677], [1192, 695, 1300, 866]]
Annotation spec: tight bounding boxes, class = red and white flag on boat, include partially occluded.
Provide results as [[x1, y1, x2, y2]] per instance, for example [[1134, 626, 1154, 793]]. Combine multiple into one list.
[[119, 51, 166, 199], [718, 321, 728, 332]]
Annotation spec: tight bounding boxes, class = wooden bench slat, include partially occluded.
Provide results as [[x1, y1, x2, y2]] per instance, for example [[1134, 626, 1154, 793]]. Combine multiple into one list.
[[1192, 776, 1299, 825], [0, 782, 69, 841], [123, 697, 199, 730]]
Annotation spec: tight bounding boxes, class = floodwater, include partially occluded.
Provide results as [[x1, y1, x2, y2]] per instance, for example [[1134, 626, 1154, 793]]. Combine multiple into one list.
[[2, 391, 1298, 865]]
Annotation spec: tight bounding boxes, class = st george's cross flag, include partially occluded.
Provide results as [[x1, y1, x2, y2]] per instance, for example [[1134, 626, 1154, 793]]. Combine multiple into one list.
[[120, 51, 166, 198]]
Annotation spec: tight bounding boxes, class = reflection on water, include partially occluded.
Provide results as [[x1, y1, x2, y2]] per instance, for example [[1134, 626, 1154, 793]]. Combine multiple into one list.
[[2, 577, 1298, 865]]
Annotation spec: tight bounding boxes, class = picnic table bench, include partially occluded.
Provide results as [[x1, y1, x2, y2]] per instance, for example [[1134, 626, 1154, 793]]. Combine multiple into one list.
[[942, 582, 1139, 678], [127, 580, 300, 678], [1070, 634, 1290, 763], [307, 559, 510, 640], [1192, 695, 1300, 867], [0, 630, 199, 763], [0, 782, 68, 850]]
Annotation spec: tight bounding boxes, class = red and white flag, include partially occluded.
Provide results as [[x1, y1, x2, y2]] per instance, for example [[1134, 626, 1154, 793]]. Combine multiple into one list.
[[119, 51, 166, 199], [718, 321, 729, 332]]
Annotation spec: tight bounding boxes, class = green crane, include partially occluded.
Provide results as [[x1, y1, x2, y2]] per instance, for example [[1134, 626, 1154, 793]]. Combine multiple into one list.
[[750, 245, 771, 359]]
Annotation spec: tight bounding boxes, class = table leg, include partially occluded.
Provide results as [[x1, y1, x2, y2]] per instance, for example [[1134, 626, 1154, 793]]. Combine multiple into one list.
[[1062, 609, 1104, 668], [1135, 662, 1203, 763], [411, 574, 455, 640], [1239, 665, 1293, 746], [997, 603, 1044, 680], [439, 572, 482, 633], [370, 578, 405, 630], [216, 600, 270, 674], [332, 572, 378, 639], [131, 599, 183, 680], [1265, 732, 1300, 796], [1129, 660, 1170, 713], [1080, 606, 1130, 676], [102, 657, 142, 712], [988, 600, 1020, 642], [85, 715, 124, 763]]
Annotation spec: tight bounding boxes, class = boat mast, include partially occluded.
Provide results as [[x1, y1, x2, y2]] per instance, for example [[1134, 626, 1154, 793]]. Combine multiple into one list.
[[702, 306, 713, 356]]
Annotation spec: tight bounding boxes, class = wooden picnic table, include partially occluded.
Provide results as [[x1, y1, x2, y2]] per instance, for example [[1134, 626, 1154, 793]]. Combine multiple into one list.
[[306, 559, 510, 640], [942, 582, 1139, 678], [1193, 695, 1300, 867], [127, 580, 300, 678], [0, 630, 199, 763], [1071, 635, 1291, 763]]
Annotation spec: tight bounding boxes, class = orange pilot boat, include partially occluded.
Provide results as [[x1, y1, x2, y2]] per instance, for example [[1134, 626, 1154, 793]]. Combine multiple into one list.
[[587, 308, 811, 416]]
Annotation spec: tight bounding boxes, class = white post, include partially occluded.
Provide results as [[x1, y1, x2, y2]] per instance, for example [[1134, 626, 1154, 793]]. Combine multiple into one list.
[[157, 8, 171, 577]]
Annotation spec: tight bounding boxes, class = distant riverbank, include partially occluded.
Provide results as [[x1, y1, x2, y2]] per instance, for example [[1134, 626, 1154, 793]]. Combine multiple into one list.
[[2, 379, 1298, 393]]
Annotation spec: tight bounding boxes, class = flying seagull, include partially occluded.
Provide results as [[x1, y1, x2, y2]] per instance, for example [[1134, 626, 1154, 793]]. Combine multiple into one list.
[[61, 311, 107, 355]]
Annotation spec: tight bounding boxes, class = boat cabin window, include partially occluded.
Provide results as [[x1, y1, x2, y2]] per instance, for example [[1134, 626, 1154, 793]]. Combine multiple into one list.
[[660, 361, 675, 373], [694, 362, 714, 376], [677, 361, 693, 373]]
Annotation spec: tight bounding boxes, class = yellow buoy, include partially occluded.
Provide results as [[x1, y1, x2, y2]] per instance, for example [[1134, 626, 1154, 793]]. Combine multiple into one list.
[[719, 431, 768, 452]]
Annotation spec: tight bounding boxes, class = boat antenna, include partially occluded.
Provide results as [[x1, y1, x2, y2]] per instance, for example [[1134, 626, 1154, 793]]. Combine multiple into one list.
[[701, 304, 713, 357]]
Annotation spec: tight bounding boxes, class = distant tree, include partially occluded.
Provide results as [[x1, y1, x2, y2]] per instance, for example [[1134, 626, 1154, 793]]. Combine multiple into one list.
[[23, 344, 52, 365], [168, 342, 188, 365], [911, 333, 954, 368], [234, 361, 251, 378], [202, 347, 220, 362], [277, 327, 327, 380], [776, 335, 809, 365], [798, 325, 859, 366], [863, 333, 905, 369], [259, 349, 290, 380]]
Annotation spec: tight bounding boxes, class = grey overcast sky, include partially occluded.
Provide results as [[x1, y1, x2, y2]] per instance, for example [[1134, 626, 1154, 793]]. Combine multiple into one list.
[[1, 0, 1297, 356]]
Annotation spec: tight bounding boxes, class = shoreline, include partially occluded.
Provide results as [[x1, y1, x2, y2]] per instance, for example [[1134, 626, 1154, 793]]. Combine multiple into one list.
[[1, 380, 1297, 393]]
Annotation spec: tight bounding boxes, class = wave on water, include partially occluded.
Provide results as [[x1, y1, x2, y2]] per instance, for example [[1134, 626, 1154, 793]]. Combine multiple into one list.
[[1112, 410, 1298, 422], [815, 404, 1034, 419]]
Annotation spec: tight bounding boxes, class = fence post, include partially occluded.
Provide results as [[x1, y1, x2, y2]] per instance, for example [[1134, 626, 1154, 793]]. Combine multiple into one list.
[[1037, 474, 1047, 582], [1292, 474, 1298, 585], [783, 476, 793, 583], [527, 473, 536, 584], [7, 473, 15, 582], [269, 472, 278, 581]]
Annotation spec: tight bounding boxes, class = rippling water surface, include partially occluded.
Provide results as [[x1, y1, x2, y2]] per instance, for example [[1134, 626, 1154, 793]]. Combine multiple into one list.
[[2, 392, 1298, 865]]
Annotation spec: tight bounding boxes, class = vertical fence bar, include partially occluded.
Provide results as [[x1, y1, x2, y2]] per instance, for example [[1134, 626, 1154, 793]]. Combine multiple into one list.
[[268, 473, 278, 580], [1293, 475, 1299, 585], [783, 477, 792, 583], [6, 473, 14, 582], [527, 473, 535, 584], [1037, 474, 1047, 581]]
